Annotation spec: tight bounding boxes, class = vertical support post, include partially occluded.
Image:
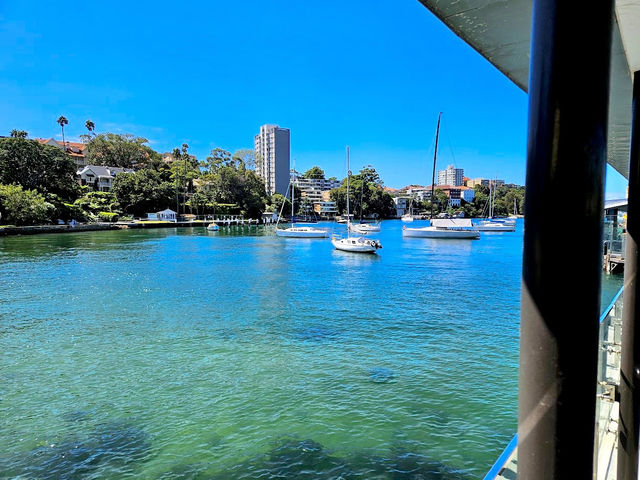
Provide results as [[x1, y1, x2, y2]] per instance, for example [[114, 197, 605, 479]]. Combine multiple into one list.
[[618, 70, 640, 480], [518, 1, 613, 479]]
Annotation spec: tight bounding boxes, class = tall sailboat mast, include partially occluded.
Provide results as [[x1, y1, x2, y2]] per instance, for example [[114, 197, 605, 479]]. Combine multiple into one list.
[[291, 158, 295, 226], [346, 146, 350, 223], [430, 112, 442, 220]]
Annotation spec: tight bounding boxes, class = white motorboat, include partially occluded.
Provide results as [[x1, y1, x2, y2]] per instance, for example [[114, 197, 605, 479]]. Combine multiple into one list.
[[276, 225, 329, 238], [348, 222, 381, 234], [475, 220, 516, 232], [275, 159, 329, 239], [403, 218, 480, 239], [401, 214, 415, 222], [206, 223, 219, 231], [332, 235, 381, 253], [333, 146, 383, 253]]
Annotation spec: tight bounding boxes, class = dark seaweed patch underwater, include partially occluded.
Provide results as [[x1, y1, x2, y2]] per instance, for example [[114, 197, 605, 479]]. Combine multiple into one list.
[[0, 420, 152, 479]]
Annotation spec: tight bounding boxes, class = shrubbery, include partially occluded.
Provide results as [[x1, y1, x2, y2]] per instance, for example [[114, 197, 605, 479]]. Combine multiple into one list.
[[0, 184, 53, 226], [97, 211, 119, 222]]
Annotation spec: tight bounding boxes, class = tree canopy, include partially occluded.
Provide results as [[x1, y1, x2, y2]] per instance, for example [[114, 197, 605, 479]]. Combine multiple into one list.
[[84, 133, 160, 168], [0, 137, 78, 199], [303, 166, 325, 179]]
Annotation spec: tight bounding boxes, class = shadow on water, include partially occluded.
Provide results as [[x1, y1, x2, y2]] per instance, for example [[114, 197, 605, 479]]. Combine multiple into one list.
[[0, 420, 152, 479], [165, 436, 474, 480]]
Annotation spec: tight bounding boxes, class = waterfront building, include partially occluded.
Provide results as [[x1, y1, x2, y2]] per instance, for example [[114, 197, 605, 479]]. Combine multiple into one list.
[[146, 208, 177, 222], [393, 197, 409, 217], [437, 165, 464, 186], [294, 173, 341, 204], [76, 165, 134, 192], [254, 124, 290, 196], [37, 138, 87, 167], [312, 190, 338, 218]]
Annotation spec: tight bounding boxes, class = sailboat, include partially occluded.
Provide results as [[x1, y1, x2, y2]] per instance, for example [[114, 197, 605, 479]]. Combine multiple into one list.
[[332, 147, 382, 253], [275, 161, 329, 238], [401, 199, 415, 222], [402, 113, 480, 239], [475, 180, 516, 232], [348, 182, 381, 234]]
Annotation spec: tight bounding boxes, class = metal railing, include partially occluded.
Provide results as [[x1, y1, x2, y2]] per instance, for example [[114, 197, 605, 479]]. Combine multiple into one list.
[[483, 285, 625, 480]]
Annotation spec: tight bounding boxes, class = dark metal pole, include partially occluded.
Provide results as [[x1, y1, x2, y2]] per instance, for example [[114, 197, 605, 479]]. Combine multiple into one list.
[[518, 1, 613, 478], [618, 70, 640, 480], [429, 112, 441, 220]]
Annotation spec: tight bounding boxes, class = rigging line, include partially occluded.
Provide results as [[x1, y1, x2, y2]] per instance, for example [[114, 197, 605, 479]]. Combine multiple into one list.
[[442, 118, 458, 167]]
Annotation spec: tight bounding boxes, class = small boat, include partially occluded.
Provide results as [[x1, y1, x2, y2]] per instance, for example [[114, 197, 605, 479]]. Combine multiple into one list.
[[403, 218, 480, 239], [401, 214, 415, 222], [275, 159, 329, 238], [206, 223, 219, 231], [348, 222, 381, 234], [475, 220, 516, 232], [276, 225, 329, 238], [333, 146, 383, 253], [332, 235, 382, 253]]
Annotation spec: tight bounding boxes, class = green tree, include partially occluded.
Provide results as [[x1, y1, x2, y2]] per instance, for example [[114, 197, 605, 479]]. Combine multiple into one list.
[[10, 129, 28, 138], [0, 184, 54, 225], [303, 166, 325, 179], [112, 170, 175, 217], [85, 119, 95, 135], [57, 116, 68, 147], [74, 191, 119, 215], [232, 149, 256, 170], [0, 137, 78, 199], [329, 165, 393, 218], [84, 133, 160, 168], [204, 148, 233, 173]]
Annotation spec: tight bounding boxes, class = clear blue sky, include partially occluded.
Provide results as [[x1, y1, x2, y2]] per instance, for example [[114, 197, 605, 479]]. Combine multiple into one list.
[[0, 0, 627, 196]]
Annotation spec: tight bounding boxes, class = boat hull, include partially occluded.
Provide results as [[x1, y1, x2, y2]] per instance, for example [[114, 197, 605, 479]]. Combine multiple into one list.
[[331, 237, 381, 253], [276, 228, 329, 238], [402, 226, 480, 239], [475, 223, 516, 232], [206, 224, 219, 231], [348, 223, 381, 234]]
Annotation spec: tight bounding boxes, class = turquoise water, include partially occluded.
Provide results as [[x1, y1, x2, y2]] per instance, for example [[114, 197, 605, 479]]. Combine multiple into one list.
[[0, 220, 622, 479]]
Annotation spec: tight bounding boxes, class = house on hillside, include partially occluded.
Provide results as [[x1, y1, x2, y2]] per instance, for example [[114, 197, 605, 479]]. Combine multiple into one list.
[[37, 138, 87, 168], [76, 165, 134, 192]]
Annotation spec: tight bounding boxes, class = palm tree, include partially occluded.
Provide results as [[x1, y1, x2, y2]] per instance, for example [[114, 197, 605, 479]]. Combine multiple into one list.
[[10, 129, 28, 138], [85, 119, 95, 135], [57, 116, 68, 149]]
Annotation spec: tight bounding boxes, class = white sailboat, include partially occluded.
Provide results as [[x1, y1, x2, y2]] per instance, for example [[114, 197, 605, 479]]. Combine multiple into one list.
[[346, 172, 381, 235], [401, 198, 415, 222], [475, 180, 516, 232], [403, 112, 480, 240], [333, 147, 382, 253], [403, 218, 480, 239], [276, 161, 329, 238]]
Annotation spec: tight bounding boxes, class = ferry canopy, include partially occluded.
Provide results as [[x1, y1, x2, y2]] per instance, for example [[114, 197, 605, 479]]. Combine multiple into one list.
[[417, 0, 640, 179]]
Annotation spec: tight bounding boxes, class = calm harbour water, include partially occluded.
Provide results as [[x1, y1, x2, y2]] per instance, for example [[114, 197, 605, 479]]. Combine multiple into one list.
[[0, 220, 622, 479]]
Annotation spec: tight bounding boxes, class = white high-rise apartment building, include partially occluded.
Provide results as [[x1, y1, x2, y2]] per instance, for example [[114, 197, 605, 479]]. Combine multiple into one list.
[[437, 164, 464, 186], [254, 124, 290, 196]]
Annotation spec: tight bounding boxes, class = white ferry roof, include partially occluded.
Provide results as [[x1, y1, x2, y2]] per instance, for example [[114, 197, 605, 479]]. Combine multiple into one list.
[[417, 0, 640, 179], [431, 218, 473, 228]]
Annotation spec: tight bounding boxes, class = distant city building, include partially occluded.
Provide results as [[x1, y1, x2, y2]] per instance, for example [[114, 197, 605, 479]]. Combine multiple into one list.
[[254, 124, 290, 196], [77, 165, 134, 192], [294, 173, 341, 204], [313, 190, 338, 218], [437, 165, 464, 186], [37, 138, 87, 167], [467, 178, 505, 188]]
